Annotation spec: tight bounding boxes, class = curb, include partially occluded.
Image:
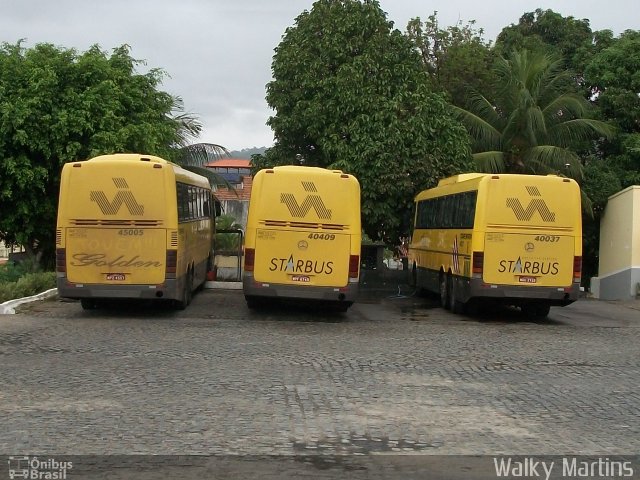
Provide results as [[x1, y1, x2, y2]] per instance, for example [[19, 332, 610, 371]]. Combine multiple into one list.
[[0, 288, 59, 315], [205, 281, 242, 290], [0, 282, 244, 315]]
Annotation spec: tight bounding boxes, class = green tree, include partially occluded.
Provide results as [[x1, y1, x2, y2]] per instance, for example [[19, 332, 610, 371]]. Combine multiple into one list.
[[406, 12, 498, 107], [254, 0, 472, 241], [452, 49, 613, 185], [175, 142, 232, 187], [0, 41, 196, 265], [584, 30, 640, 186], [495, 9, 595, 74], [214, 214, 243, 252]]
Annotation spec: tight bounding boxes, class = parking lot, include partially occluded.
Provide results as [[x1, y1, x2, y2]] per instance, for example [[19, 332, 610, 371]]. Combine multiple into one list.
[[1, 281, 639, 478]]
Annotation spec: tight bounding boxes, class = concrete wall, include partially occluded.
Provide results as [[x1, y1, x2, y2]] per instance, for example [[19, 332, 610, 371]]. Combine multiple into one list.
[[593, 186, 640, 300], [0, 241, 24, 259]]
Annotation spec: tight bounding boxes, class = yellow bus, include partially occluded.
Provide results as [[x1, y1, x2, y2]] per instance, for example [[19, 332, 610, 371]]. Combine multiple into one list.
[[408, 173, 582, 318], [243, 166, 361, 311], [56, 153, 219, 310]]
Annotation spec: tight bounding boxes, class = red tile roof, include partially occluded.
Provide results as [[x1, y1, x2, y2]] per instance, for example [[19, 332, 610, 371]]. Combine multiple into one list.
[[215, 176, 253, 201], [206, 158, 251, 168]]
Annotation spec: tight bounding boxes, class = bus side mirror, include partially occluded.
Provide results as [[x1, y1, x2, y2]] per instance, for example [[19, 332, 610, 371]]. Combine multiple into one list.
[[214, 201, 222, 217]]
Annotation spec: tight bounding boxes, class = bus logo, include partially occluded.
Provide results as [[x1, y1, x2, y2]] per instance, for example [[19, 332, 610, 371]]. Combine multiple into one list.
[[90, 178, 144, 215], [280, 182, 332, 219], [506, 186, 555, 222]]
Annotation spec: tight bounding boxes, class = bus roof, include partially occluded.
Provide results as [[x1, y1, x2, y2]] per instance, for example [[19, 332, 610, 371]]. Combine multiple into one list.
[[416, 173, 577, 202], [71, 154, 210, 189], [84, 153, 174, 165], [248, 165, 360, 227], [437, 173, 487, 186]]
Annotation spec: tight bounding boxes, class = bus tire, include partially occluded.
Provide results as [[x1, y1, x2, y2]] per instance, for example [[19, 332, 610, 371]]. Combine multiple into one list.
[[448, 276, 465, 314], [409, 264, 417, 287], [245, 296, 264, 310], [334, 301, 351, 313], [175, 271, 193, 310], [80, 299, 97, 310], [439, 274, 449, 309], [522, 303, 550, 320]]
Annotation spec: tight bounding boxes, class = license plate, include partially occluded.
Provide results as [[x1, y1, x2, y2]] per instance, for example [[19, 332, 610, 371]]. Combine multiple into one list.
[[106, 273, 126, 281], [291, 275, 310, 283], [518, 276, 537, 284]]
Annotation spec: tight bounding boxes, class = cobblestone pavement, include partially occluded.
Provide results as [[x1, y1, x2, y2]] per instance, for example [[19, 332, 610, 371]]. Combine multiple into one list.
[[0, 287, 639, 478]]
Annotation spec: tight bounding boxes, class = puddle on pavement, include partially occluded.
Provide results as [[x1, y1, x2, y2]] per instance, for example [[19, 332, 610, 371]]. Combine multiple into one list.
[[293, 433, 437, 455], [400, 304, 440, 321]]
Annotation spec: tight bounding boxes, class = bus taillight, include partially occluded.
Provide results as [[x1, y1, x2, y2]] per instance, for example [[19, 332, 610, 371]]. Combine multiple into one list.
[[472, 251, 484, 277], [349, 255, 360, 279], [166, 250, 177, 278], [56, 248, 66, 273], [573, 256, 582, 282], [244, 248, 255, 272]]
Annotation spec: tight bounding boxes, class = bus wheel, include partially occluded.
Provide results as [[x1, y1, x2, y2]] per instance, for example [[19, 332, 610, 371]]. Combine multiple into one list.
[[409, 264, 417, 287], [176, 272, 193, 310], [80, 299, 97, 310], [522, 303, 550, 320], [448, 276, 465, 314], [439, 274, 449, 309], [245, 296, 264, 310], [520, 303, 551, 320]]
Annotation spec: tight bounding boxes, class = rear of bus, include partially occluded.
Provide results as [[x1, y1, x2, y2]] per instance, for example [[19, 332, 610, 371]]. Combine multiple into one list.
[[56, 154, 177, 305], [471, 174, 582, 314], [243, 166, 361, 310]]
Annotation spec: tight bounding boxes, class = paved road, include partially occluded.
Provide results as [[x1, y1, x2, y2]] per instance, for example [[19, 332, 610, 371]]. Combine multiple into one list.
[[1, 288, 639, 478]]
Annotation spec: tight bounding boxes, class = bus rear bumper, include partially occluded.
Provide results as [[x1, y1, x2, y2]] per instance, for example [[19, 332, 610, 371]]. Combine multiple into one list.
[[56, 278, 181, 301], [467, 278, 580, 306], [242, 273, 358, 304]]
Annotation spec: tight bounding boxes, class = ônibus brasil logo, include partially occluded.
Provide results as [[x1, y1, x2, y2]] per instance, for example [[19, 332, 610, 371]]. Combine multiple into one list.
[[8, 456, 73, 479]]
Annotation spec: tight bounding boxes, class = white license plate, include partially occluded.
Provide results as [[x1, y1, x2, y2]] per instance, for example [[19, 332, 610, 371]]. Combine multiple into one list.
[[106, 273, 126, 281], [291, 275, 310, 283], [518, 276, 537, 284]]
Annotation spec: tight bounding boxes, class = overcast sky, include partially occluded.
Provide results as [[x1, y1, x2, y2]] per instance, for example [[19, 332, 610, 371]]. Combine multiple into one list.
[[1, 0, 636, 151]]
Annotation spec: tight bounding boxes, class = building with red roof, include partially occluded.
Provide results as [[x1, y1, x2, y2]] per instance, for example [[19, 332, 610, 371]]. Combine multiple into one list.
[[205, 158, 253, 227]]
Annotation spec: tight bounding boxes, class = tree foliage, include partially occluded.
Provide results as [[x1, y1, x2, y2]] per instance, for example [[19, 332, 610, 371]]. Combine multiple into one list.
[[495, 9, 595, 74], [0, 41, 195, 264], [405, 12, 498, 107], [492, 11, 636, 283], [452, 49, 614, 186], [584, 30, 640, 177], [175, 142, 231, 187], [255, 0, 472, 241]]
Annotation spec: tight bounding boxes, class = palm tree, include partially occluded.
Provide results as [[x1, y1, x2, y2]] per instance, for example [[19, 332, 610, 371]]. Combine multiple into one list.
[[452, 49, 614, 181], [167, 96, 232, 187]]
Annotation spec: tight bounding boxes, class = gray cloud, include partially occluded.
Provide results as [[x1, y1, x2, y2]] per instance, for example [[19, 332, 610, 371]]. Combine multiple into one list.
[[1, 0, 635, 150]]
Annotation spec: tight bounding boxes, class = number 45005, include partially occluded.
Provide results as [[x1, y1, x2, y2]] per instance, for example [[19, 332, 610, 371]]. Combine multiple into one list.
[[308, 233, 335, 240], [118, 229, 144, 236]]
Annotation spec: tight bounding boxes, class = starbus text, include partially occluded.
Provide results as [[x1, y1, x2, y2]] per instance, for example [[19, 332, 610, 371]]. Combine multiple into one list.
[[498, 258, 559, 275], [269, 255, 334, 274]]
